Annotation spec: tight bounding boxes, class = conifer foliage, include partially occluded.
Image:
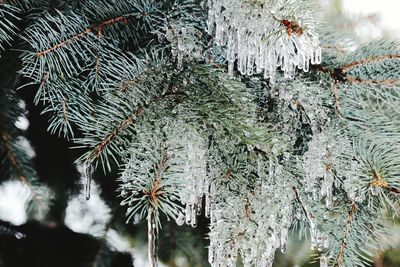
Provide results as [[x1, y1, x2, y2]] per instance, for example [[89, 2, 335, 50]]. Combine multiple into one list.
[[1, 0, 400, 266]]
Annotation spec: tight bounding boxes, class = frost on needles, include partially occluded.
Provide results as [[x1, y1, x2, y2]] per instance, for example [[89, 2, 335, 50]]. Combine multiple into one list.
[[0, 0, 400, 267]]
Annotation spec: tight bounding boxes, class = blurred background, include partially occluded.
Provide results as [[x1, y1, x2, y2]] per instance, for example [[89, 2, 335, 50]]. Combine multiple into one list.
[[0, 1, 399, 266]]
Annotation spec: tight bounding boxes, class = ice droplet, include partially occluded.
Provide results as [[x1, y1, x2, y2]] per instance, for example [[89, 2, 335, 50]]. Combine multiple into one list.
[[176, 213, 185, 226]]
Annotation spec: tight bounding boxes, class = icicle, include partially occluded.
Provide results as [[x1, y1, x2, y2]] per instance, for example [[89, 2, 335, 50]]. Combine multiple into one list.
[[185, 204, 192, 224], [319, 255, 328, 267], [196, 198, 202, 215], [147, 207, 158, 267], [84, 161, 93, 200], [207, 0, 321, 80], [205, 194, 211, 218], [228, 61, 234, 77]]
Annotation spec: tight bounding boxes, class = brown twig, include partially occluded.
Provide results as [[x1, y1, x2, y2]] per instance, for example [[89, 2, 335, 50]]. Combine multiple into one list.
[[293, 187, 315, 223], [62, 96, 68, 123], [337, 14, 379, 31], [320, 44, 348, 53], [334, 202, 356, 267], [90, 105, 144, 159], [345, 75, 400, 85], [341, 54, 400, 71], [370, 169, 400, 195], [332, 80, 343, 118], [35, 15, 129, 57]]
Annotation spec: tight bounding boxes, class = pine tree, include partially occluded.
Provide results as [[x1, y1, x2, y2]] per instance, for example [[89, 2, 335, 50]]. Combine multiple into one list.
[[1, 0, 400, 266]]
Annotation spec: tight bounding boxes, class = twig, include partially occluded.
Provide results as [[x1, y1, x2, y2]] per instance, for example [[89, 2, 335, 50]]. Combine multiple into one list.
[[334, 202, 356, 267], [341, 54, 400, 71], [62, 96, 68, 123], [345, 75, 400, 85], [293, 187, 315, 224], [35, 15, 130, 57], [332, 80, 342, 118], [370, 169, 400, 195]]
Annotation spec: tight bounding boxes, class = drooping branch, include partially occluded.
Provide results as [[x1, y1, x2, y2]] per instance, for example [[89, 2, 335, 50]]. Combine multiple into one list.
[[334, 202, 356, 267]]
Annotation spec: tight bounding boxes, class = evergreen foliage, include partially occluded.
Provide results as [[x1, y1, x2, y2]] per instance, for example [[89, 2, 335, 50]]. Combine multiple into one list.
[[1, 0, 400, 266]]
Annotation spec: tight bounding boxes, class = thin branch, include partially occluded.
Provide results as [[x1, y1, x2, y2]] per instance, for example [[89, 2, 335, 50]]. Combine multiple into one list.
[[62, 96, 68, 123], [341, 54, 400, 71], [90, 105, 144, 159], [94, 30, 102, 86], [345, 75, 400, 85], [336, 14, 379, 31], [35, 28, 92, 56], [35, 15, 130, 57], [332, 80, 342, 117], [293, 187, 315, 223], [320, 44, 348, 53], [334, 202, 356, 267]]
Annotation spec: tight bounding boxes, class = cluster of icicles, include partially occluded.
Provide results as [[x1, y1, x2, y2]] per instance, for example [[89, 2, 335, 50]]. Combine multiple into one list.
[[167, 124, 213, 228], [207, 0, 321, 84], [167, 129, 331, 267], [116, 119, 337, 267]]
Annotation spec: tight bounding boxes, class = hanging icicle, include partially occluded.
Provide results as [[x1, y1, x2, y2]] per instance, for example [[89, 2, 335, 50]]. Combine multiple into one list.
[[207, 0, 321, 82], [84, 161, 93, 200]]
